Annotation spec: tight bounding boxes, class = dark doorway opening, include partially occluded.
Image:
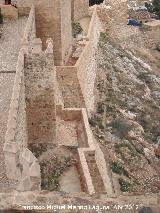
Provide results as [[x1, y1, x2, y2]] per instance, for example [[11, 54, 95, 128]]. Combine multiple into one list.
[[89, 0, 104, 6], [5, 0, 11, 5]]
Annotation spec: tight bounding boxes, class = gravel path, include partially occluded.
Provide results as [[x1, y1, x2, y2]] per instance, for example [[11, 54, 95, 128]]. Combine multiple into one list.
[[0, 73, 18, 191], [0, 17, 27, 191], [0, 17, 27, 72]]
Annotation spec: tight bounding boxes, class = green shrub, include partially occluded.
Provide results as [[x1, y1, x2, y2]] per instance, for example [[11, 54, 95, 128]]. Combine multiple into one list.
[[72, 22, 83, 38], [119, 178, 130, 192], [89, 116, 102, 128], [97, 102, 105, 114], [110, 119, 132, 138], [137, 72, 150, 82], [114, 143, 136, 157], [111, 162, 129, 177], [99, 32, 107, 42]]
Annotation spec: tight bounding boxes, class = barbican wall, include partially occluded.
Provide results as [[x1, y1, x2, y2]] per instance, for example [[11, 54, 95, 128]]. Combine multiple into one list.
[[3, 1, 113, 196]]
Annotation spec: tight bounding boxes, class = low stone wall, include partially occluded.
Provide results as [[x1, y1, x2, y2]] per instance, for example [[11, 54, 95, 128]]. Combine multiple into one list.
[[56, 102, 113, 195], [0, 5, 18, 19]]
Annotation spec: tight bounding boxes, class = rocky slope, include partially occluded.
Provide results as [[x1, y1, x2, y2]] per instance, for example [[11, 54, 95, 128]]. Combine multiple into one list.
[[89, 33, 160, 194]]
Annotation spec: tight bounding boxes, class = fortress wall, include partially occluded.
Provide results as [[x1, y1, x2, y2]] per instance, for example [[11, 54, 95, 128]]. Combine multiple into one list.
[[71, 0, 89, 21], [56, 66, 85, 108], [76, 7, 102, 115], [35, 0, 72, 66], [24, 39, 56, 145]]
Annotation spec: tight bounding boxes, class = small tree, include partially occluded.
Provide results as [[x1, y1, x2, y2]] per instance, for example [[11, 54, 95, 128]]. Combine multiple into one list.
[[145, 0, 160, 19]]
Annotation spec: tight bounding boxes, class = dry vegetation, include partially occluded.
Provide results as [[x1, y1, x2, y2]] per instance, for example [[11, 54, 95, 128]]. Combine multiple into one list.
[[89, 32, 160, 194]]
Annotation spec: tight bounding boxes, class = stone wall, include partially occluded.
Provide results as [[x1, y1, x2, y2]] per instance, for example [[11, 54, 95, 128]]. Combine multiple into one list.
[[35, 0, 72, 66], [56, 66, 85, 108], [71, 0, 89, 21], [78, 109, 113, 195], [56, 6, 102, 115], [56, 97, 113, 195], [3, 7, 40, 190], [24, 39, 56, 145], [77, 6, 102, 115]]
